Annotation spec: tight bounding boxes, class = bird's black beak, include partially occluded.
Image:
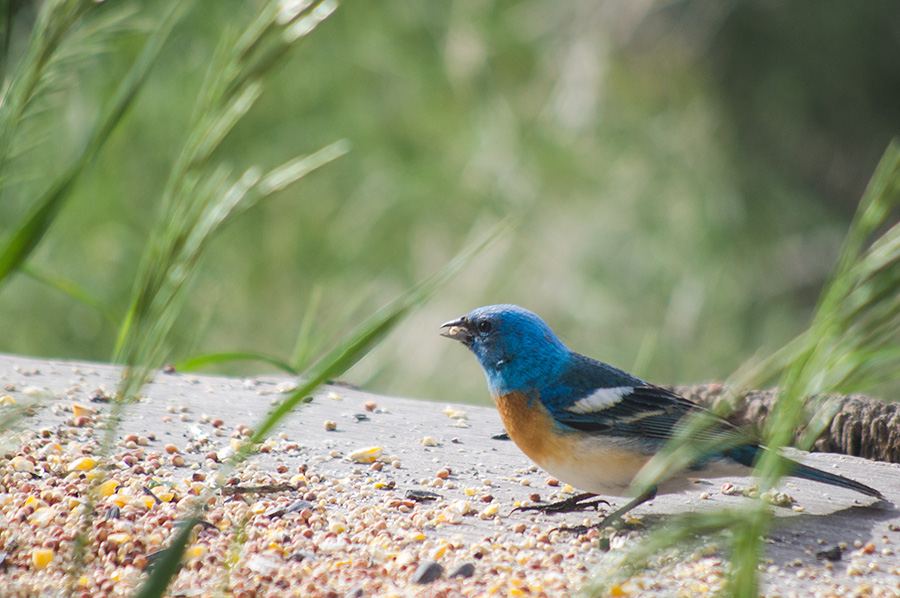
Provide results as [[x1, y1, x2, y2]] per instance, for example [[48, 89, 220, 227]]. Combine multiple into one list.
[[440, 317, 471, 344]]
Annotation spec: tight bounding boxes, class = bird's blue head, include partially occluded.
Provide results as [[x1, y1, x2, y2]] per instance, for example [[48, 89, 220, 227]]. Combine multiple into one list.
[[440, 304, 571, 395]]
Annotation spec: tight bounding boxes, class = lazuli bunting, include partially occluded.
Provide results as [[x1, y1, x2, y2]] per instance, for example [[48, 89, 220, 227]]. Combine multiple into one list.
[[441, 304, 883, 529]]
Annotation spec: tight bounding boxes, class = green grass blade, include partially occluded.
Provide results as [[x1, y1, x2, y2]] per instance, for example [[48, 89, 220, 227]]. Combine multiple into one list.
[[0, 167, 77, 283], [0, 0, 189, 289], [0, 0, 91, 178], [290, 284, 324, 369], [0, 398, 44, 439], [132, 515, 203, 598], [20, 263, 119, 326], [0, 0, 14, 84], [114, 141, 348, 367], [175, 351, 298, 374]]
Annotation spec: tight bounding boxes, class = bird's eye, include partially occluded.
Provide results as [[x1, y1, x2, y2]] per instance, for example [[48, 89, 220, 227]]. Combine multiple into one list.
[[477, 320, 492, 334]]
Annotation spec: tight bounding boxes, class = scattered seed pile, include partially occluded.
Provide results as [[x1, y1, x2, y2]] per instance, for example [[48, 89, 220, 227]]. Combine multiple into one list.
[[0, 355, 899, 597], [0, 408, 609, 597], [0, 398, 615, 597]]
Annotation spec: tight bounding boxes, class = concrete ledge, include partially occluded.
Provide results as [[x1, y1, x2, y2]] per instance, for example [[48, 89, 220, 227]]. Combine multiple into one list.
[[1, 353, 899, 596]]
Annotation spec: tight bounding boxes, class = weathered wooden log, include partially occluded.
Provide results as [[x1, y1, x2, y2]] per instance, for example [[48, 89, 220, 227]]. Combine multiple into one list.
[[672, 383, 900, 464]]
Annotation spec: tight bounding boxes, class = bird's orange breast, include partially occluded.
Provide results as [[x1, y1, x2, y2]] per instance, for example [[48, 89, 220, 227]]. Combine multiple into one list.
[[493, 390, 572, 469]]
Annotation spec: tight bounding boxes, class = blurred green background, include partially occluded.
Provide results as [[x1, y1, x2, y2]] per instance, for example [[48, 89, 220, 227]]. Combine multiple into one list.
[[1, 0, 899, 405]]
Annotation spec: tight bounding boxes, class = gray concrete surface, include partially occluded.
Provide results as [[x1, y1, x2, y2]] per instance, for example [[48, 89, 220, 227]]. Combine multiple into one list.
[[2, 352, 899, 595]]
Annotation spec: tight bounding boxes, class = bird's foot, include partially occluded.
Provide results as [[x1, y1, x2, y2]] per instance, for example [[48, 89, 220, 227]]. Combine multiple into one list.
[[513, 492, 610, 514], [552, 488, 657, 534], [552, 514, 617, 535]]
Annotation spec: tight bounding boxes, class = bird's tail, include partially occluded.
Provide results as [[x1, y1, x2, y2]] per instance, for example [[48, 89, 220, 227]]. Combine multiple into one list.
[[789, 461, 884, 500], [725, 445, 884, 500]]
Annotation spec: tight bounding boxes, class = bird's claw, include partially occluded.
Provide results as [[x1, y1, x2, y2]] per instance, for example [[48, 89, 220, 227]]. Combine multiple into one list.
[[551, 523, 593, 535], [513, 492, 610, 514], [552, 516, 617, 535]]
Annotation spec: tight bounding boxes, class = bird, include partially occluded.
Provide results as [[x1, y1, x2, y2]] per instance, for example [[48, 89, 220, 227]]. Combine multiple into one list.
[[440, 304, 884, 531]]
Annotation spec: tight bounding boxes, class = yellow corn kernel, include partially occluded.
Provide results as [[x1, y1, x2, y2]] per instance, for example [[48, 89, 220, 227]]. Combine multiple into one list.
[[24, 495, 45, 508], [464, 487, 477, 496], [328, 520, 348, 534], [347, 446, 383, 464], [67, 457, 97, 472], [31, 548, 55, 570], [0, 395, 16, 406], [187, 545, 207, 560], [99, 479, 121, 497], [622, 513, 643, 526], [430, 543, 448, 559], [71, 403, 96, 418], [108, 532, 132, 544], [479, 504, 499, 519], [136, 495, 156, 510], [407, 531, 427, 542], [608, 584, 628, 597], [440, 508, 463, 524], [77, 576, 89, 588], [110, 493, 129, 508]]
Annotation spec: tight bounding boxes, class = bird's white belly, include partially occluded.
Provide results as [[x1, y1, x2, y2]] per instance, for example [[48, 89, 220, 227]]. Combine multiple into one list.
[[539, 438, 753, 497], [538, 438, 652, 497]]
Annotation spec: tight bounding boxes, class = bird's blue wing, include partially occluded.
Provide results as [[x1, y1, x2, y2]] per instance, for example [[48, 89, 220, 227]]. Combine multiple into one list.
[[551, 384, 696, 440], [540, 354, 732, 444]]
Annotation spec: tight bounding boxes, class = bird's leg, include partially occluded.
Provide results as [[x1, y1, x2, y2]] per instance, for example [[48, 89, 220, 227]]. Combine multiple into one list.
[[513, 491, 610, 514], [555, 486, 658, 534]]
